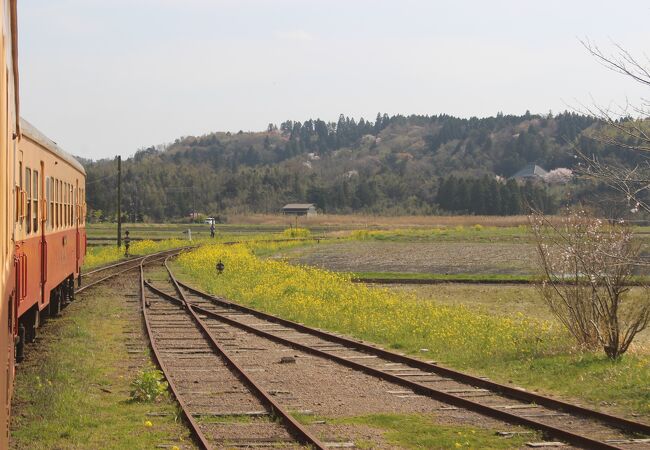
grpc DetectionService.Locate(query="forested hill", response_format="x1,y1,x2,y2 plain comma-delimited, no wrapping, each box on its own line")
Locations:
84,111,625,221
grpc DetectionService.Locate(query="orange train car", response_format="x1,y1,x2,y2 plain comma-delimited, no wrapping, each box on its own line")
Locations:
14,118,87,358
1,1,88,445
1,0,20,446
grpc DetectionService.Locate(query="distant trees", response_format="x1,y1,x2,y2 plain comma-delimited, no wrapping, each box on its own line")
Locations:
83,110,610,220
437,175,556,215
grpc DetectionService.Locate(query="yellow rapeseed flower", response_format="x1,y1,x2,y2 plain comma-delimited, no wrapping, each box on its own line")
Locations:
176,241,565,366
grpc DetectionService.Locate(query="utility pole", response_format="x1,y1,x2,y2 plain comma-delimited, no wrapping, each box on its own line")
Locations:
192,186,196,221
117,155,122,248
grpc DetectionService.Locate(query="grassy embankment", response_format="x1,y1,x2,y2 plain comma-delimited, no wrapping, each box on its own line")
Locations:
10,285,192,449
83,223,317,269
173,240,650,420
83,238,190,269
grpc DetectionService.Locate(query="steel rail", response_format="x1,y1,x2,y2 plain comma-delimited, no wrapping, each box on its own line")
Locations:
138,255,213,450
76,248,187,295
83,244,197,277
161,292,623,449
158,257,327,450
83,255,148,277
152,277,650,450
176,279,650,437
154,286,625,450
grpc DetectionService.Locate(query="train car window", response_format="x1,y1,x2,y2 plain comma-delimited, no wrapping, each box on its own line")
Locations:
68,184,71,226
46,177,51,230
67,183,71,227
65,182,68,227
26,168,31,234
68,184,71,227
63,182,67,227
53,179,57,229
74,187,78,224
50,179,55,230
58,179,62,228
55,179,59,229
64,182,67,228
16,161,22,224
52,179,55,229
33,171,39,233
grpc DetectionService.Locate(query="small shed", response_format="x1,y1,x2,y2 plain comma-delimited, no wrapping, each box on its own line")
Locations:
510,164,548,181
282,203,317,216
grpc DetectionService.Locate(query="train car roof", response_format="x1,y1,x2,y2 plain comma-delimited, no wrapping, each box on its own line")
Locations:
20,118,86,175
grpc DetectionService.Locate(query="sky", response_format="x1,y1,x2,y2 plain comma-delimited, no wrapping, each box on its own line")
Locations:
18,0,650,159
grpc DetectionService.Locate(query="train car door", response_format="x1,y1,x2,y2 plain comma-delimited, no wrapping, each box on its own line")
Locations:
40,162,46,306
75,180,79,275
15,150,24,314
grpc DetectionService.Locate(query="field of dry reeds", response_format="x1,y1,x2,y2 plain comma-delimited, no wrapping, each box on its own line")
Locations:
226,213,536,229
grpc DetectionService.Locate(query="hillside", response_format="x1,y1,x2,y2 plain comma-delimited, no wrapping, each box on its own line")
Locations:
83,111,630,221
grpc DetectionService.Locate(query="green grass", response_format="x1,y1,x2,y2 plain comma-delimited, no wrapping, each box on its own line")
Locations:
389,283,650,416
10,286,193,449
83,238,192,269
352,272,534,283
350,226,534,243
294,413,537,449
86,222,310,240
86,222,650,245
478,353,650,416
355,271,650,285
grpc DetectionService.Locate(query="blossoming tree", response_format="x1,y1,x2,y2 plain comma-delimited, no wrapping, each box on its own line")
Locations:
531,210,650,359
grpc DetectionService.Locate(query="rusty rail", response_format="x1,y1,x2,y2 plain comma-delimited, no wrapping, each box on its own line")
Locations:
138,255,214,450
161,279,650,449
153,256,327,449
176,279,650,436
76,248,187,295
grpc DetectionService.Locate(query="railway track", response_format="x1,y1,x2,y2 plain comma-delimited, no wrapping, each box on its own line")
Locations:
139,255,330,449
76,248,190,294
15,248,187,358
143,257,650,450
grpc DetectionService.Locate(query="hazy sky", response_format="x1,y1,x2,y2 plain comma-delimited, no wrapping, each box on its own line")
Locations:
19,0,650,159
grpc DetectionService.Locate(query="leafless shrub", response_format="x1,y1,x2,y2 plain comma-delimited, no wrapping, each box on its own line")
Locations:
576,40,650,214
530,209,650,359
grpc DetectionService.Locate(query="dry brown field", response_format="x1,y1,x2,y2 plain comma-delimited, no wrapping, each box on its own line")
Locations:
276,241,537,275
227,213,535,229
